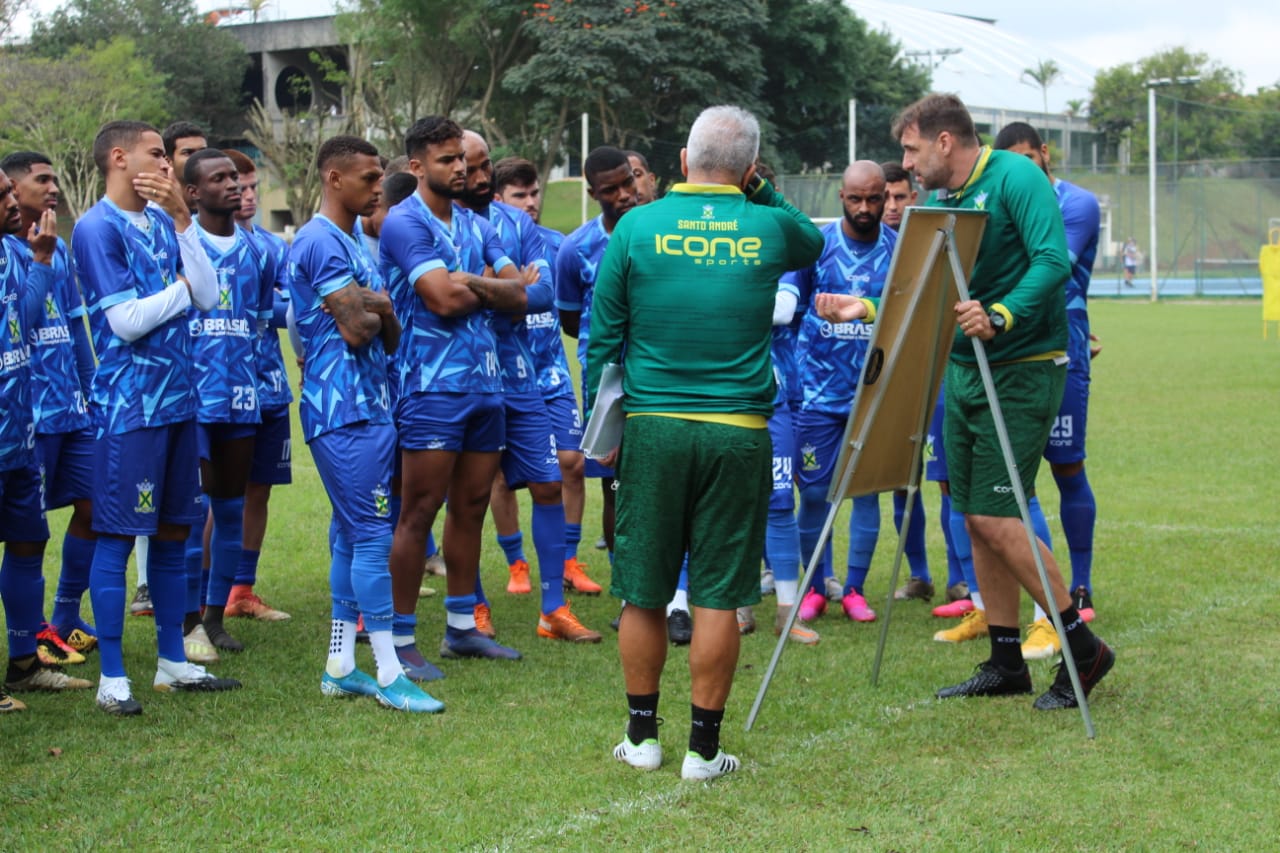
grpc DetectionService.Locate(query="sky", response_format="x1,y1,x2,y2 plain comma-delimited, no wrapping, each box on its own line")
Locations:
12,0,1279,94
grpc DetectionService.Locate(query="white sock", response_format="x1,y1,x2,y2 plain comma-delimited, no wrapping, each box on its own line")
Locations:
392,633,415,648
971,591,985,611
666,588,689,615
775,579,799,607
1033,603,1047,622
325,619,357,677
368,630,402,687
157,657,197,679
98,674,131,698
135,536,149,585
446,610,476,630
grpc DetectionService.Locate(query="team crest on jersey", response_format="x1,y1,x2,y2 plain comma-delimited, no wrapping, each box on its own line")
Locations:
924,435,936,462
136,479,156,513
218,282,233,309
44,295,59,320
372,484,390,518
801,443,819,472
702,205,715,219
973,191,989,211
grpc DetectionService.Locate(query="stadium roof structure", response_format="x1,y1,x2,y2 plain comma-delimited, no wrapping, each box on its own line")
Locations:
846,0,1097,116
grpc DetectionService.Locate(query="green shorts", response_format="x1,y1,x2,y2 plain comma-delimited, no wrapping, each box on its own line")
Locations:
944,359,1066,518
611,415,770,611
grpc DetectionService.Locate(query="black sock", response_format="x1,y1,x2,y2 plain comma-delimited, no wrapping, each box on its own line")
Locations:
626,692,660,743
203,605,226,633
689,704,725,761
183,611,201,634
1059,606,1100,661
988,624,1024,671
7,653,37,676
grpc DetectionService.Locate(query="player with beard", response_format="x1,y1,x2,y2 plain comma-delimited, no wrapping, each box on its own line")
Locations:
381,116,541,670
456,135,601,644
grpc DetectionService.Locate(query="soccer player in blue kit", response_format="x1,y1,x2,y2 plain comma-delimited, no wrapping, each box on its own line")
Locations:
183,148,280,654
381,116,541,668
73,121,241,715
290,135,440,713
0,152,99,663
457,132,601,643
0,166,90,709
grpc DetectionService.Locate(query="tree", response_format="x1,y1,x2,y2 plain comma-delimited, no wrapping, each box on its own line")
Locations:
243,100,350,228
0,38,168,218
30,0,250,138
757,0,928,172
1022,58,1062,117
0,0,30,40
1088,47,1243,164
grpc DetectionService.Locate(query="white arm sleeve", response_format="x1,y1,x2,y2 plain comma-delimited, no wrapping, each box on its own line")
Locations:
176,227,219,312
286,298,304,358
773,289,798,326
103,282,192,343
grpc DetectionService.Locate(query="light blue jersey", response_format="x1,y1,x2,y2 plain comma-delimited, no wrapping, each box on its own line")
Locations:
379,192,510,397
16,236,93,435
190,225,273,424
72,198,193,436
0,235,53,470
554,214,610,387
288,214,392,441
528,225,574,400
249,224,294,410
785,221,896,416
1055,178,1100,374
481,200,553,396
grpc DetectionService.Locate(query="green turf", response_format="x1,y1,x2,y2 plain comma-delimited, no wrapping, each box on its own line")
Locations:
4,301,1280,848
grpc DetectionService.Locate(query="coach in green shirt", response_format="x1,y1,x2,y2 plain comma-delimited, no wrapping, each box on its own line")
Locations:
894,93,1114,710
587,105,822,781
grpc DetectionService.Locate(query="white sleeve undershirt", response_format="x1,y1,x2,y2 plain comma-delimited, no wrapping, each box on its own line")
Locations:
773,289,797,326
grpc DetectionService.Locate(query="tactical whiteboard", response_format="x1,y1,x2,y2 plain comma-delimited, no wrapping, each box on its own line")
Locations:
827,208,988,501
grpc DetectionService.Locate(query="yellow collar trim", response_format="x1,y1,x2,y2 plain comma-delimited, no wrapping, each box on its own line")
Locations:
947,146,992,202
670,183,744,195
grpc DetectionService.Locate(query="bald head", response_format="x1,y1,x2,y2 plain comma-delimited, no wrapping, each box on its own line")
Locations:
839,160,887,241
460,129,494,211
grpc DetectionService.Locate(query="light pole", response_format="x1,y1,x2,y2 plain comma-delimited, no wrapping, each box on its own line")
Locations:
1145,76,1200,302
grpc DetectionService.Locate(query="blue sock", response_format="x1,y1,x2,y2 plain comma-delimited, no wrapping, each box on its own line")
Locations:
894,490,931,583
393,610,416,641
497,531,525,565
329,530,359,622
565,522,582,562
1,551,45,659
677,556,689,592
206,496,244,607
949,510,978,595
445,593,477,632
846,493,879,595
939,493,964,588
797,483,834,595
532,502,566,613
350,533,393,633
52,532,95,633
149,538,188,662
425,528,437,557
184,520,203,614
765,507,801,583
234,548,260,587
1054,468,1096,592
474,572,489,606
89,536,134,677
1029,496,1053,552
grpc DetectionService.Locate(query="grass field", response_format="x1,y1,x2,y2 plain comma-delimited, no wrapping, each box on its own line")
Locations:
4,301,1280,850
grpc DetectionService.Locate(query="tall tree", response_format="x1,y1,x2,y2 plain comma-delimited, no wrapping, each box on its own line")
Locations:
243,99,350,228
1022,58,1062,117
0,0,30,40
0,38,168,218
30,0,250,138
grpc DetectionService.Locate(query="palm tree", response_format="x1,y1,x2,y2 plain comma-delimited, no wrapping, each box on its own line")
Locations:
1022,59,1062,117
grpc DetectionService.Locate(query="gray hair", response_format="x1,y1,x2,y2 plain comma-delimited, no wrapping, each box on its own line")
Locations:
685,105,760,178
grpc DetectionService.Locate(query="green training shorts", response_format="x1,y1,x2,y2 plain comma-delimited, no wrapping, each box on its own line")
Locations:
611,415,770,611
944,358,1066,518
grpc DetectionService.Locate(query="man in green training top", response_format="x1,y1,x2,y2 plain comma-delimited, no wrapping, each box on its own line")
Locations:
587,104,823,781
894,94,1114,710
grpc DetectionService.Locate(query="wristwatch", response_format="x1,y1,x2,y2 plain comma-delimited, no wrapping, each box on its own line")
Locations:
987,310,1007,335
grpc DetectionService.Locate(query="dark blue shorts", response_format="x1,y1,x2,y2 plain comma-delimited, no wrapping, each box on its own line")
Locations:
500,391,561,490
37,427,94,509
249,405,293,485
309,422,396,542
0,462,49,542
544,391,583,453
396,392,504,453
768,404,796,512
925,390,948,482
794,409,846,491
1043,368,1089,465
93,422,204,535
